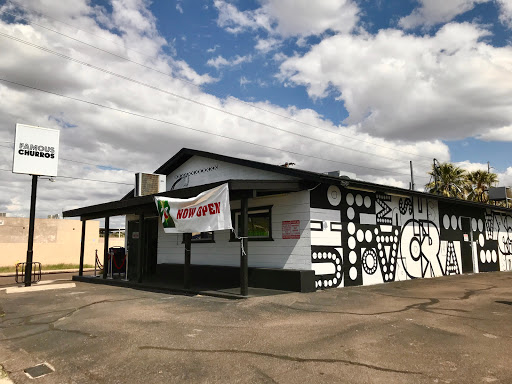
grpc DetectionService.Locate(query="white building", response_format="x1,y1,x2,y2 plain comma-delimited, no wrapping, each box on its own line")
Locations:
64,148,512,296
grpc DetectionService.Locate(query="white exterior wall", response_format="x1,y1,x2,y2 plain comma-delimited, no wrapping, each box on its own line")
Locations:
157,190,311,270
166,155,298,190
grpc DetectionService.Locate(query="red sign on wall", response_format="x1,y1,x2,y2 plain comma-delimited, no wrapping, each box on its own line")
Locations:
282,220,300,239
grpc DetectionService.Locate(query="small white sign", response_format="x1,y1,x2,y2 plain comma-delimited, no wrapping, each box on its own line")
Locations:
12,124,60,176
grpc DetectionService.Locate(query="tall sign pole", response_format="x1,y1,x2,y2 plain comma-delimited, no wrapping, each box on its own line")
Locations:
25,175,38,286
12,124,60,287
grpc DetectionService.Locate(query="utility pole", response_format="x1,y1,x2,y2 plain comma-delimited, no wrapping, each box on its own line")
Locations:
409,161,415,191
433,159,440,195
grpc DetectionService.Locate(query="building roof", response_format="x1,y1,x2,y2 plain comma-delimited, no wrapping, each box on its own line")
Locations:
65,147,512,220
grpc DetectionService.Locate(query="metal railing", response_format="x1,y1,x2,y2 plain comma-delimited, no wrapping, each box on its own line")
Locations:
15,262,42,284
94,249,103,277
93,248,128,281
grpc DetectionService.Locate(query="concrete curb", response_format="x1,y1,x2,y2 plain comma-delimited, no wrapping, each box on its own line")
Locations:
0,268,95,278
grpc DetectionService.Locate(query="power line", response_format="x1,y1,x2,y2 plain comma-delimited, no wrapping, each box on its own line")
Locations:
0,6,433,161
0,143,140,173
3,0,162,62
0,31,415,164
0,168,133,185
57,157,138,172
54,174,132,185
0,77,431,180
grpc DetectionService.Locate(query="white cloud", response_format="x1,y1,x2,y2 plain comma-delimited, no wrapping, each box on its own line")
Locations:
239,76,251,87
398,0,490,29
477,125,512,141
457,161,512,187
279,22,512,141
214,0,359,37
176,2,184,14
455,160,489,172
207,44,220,53
499,167,512,187
497,0,512,28
0,0,458,219
214,0,272,34
254,37,281,53
206,54,252,69
272,52,287,62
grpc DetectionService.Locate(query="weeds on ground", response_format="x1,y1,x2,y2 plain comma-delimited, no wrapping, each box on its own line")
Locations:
0,263,94,273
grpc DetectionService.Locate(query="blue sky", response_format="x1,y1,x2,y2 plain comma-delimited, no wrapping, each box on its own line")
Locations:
149,0,512,169
0,0,511,218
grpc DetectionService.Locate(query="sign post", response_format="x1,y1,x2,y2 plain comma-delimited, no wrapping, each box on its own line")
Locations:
12,124,60,287
25,175,38,286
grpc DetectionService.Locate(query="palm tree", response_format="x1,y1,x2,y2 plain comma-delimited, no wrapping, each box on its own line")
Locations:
426,162,467,198
465,170,499,203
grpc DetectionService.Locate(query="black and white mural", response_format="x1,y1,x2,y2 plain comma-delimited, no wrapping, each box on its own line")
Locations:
311,184,508,289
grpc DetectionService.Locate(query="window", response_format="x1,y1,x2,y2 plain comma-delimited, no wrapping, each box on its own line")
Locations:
231,206,273,241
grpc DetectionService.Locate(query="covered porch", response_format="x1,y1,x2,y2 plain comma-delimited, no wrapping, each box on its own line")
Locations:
63,179,316,297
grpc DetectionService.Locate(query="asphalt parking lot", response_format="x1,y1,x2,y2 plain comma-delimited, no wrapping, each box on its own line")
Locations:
1,271,512,383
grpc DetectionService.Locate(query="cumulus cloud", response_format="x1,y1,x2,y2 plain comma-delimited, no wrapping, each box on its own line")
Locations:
399,0,490,29
214,0,359,37
457,160,512,187
0,0,463,220
497,0,512,28
498,167,512,187
279,22,512,141
206,54,252,69
254,37,281,53
206,44,220,53
477,125,512,141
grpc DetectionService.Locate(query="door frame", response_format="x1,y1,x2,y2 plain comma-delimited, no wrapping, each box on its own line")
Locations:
460,216,476,273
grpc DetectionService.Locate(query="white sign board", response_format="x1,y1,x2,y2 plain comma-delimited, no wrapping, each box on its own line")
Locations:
12,124,60,176
155,183,232,233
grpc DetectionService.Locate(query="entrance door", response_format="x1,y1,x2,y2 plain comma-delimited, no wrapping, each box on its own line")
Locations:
127,220,140,280
460,217,473,273
144,218,158,276
127,218,159,280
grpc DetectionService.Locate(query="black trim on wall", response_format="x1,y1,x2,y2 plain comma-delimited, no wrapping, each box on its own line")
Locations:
156,263,316,293
310,220,323,231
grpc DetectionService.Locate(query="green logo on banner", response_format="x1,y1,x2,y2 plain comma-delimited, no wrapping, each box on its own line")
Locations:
157,199,175,229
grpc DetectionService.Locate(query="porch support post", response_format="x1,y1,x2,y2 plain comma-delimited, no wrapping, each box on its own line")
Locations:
184,233,191,289
137,213,144,283
79,219,86,276
103,216,110,279
240,196,249,296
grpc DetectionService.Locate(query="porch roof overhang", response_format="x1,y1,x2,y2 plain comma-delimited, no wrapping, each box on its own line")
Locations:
63,179,315,220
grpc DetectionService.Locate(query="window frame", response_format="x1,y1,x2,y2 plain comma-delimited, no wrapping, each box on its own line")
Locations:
230,205,273,242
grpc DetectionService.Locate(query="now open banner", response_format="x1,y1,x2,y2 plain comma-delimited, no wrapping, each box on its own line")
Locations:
155,183,232,233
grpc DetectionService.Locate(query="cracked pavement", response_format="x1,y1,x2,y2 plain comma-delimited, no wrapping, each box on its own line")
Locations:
1,272,512,383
